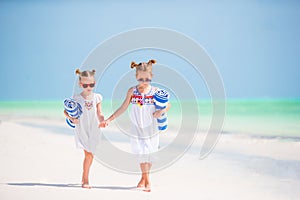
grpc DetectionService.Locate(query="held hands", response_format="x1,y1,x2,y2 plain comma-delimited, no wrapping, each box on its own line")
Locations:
99,120,109,128
99,114,115,128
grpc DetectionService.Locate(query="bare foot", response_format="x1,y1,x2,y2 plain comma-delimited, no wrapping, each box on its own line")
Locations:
81,179,91,189
143,181,151,192
82,183,92,189
143,186,151,192
137,178,145,189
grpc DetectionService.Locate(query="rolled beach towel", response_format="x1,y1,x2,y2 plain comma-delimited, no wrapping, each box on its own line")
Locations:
63,98,82,128
154,89,169,132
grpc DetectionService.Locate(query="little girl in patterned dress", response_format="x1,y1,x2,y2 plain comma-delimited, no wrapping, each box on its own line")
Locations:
101,60,171,192
64,69,104,189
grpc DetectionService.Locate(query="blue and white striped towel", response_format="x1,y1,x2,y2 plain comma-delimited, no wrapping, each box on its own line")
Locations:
63,98,82,128
154,89,169,132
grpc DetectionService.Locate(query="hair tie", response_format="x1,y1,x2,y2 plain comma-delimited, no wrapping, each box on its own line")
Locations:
148,59,156,65
131,61,139,68
75,69,81,75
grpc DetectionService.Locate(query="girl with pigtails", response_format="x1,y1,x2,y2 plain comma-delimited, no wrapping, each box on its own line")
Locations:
101,60,171,192
64,69,104,189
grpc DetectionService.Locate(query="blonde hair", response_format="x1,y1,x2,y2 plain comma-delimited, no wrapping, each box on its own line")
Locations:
131,59,156,75
75,69,96,81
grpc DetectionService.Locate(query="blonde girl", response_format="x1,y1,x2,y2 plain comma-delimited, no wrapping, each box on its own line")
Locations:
64,69,104,189
101,60,171,192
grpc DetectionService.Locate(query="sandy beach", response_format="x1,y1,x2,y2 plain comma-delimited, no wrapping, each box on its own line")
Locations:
0,116,299,200
1,0,300,199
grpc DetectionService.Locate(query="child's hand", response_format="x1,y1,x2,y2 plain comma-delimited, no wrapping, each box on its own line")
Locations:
99,120,108,128
64,109,79,124
153,110,163,118
72,118,79,124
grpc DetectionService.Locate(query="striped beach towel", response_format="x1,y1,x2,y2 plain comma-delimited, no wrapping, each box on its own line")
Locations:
154,89,169,132
63,98,82,128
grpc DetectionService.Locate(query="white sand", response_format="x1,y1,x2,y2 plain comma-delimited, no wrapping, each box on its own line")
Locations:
0,117,300,200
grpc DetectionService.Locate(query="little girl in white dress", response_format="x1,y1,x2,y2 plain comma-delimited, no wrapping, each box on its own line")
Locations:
64,69,104,189
101,60,171,192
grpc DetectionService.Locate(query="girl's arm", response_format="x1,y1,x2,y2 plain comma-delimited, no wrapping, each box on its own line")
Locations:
96,101,105,123
101,87,133,127
108,87,133,121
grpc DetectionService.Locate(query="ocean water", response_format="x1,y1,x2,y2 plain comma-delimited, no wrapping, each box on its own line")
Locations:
0,99,299,139
224,99,300,138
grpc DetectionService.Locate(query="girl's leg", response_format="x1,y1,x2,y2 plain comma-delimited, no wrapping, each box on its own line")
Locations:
82,150,93,188
144,162,152,192
138,162,152,192
137,163,146,188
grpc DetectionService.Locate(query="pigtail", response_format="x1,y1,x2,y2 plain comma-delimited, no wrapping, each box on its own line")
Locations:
131,61,139,68
75,69,81,75
148,59,156,65
132,60,155,75
91,69,96,76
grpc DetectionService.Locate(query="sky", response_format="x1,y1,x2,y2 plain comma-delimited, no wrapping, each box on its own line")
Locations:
0,0,299,100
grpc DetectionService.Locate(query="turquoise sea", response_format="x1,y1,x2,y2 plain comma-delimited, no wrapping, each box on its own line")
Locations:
0,99,299,140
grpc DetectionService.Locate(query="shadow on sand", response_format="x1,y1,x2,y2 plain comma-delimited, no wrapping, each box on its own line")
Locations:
7,182,137,191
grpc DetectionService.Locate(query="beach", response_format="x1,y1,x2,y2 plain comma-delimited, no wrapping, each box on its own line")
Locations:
0,100,300,200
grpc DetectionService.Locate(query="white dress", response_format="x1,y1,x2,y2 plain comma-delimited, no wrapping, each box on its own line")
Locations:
130,86,159,163
73,93,102,153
